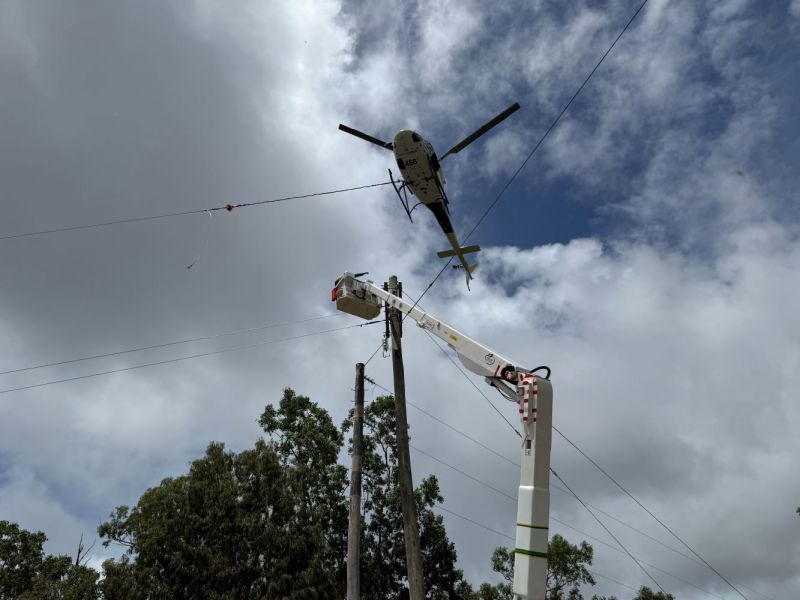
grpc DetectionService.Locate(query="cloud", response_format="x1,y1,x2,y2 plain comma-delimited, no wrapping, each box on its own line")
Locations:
1,1,798,598
413,223,800,597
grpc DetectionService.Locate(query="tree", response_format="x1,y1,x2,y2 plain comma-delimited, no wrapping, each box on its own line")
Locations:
99,388,350,599
546,535,595,599
477,535,596,600
259,387,350,595
343,394,468,599
0,520,98,600
631,587,674,600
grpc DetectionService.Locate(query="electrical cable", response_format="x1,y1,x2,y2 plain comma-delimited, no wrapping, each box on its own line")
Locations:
421,329,521,437
366,285,521,436
550,468,666,594
553,426,750,600
589,571,640,594
409,399,518,467
560,524,728,600
432,505,680,599
369,274,759,597
0,320,380,395
418,445,729,600
0,181,395,241
390,273,755,599
368,378,518,467
0,313,344,376
434,504,512,541
385,376,771,600
400,0,652,313
371,375,773,600
363,340,384,367
411,444,515,501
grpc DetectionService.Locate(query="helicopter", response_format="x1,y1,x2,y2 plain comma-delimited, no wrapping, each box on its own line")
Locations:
338,102,520,287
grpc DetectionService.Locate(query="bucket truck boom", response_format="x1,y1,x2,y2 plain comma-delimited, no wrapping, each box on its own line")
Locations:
332,272,553,600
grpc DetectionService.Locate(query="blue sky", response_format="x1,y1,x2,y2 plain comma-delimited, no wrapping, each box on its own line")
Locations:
1,2,799,599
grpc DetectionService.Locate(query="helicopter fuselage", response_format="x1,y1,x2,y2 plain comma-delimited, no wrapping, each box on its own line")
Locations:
392,130,446,207
338,103,524,287
391,129,459,241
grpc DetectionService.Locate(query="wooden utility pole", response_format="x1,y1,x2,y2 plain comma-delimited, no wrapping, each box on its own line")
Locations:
387,275,425,599
347,362,365,600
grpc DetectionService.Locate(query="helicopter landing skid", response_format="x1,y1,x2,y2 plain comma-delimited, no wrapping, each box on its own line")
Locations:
389,169,414,223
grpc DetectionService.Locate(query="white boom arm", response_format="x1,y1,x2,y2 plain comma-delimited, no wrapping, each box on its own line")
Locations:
332,272,553,600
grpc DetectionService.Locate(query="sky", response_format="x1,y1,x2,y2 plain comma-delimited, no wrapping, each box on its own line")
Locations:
1,1,799,598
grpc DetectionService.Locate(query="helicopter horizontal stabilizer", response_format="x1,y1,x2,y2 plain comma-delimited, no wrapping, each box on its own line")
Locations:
437,244,481,258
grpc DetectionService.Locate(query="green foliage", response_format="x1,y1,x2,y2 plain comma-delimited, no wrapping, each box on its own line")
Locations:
99,388,349,599
344,394,468,599
9,386,609,600
477,535,595,600
631,586,674,600
547,534,595,599
0,520,98,600
591,586,678,600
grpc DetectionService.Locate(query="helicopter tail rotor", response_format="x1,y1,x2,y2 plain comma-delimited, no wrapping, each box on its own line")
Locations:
439,102,520,160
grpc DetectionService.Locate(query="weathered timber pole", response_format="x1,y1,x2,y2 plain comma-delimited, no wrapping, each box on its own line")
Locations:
386,275,425,599
347,362,365,600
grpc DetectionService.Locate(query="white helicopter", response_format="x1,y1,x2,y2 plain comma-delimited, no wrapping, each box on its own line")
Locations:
338,102,520,287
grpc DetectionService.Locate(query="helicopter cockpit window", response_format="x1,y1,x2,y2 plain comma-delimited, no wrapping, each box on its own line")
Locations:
411,132,422,143
430,153,441,172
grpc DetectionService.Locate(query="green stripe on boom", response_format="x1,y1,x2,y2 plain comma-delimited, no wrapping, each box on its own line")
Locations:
515,549,548,559
516,522,549,530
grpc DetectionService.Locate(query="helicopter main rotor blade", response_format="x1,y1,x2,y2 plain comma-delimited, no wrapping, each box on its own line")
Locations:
439,102,520,160
338,124,393,150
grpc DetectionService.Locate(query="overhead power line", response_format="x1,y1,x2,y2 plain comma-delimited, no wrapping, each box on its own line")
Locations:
406,0,652,312
373,377,772,600
417,446,728,600
418,431,734,588
588,571,640,594
369,378,518,468
550,468,666,594
411,444,515,501
553,426,750,600
362,0,650,372
376,369,766,596
386,273,754,600
435,504,512,541
0,313,344,376
0,181,394,241
433,504,664,599
422,330,520,437
0,320,380,395
553,517,728,600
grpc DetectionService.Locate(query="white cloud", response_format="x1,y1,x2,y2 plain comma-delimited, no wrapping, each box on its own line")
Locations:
418,223,800,597
1,1,798,598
